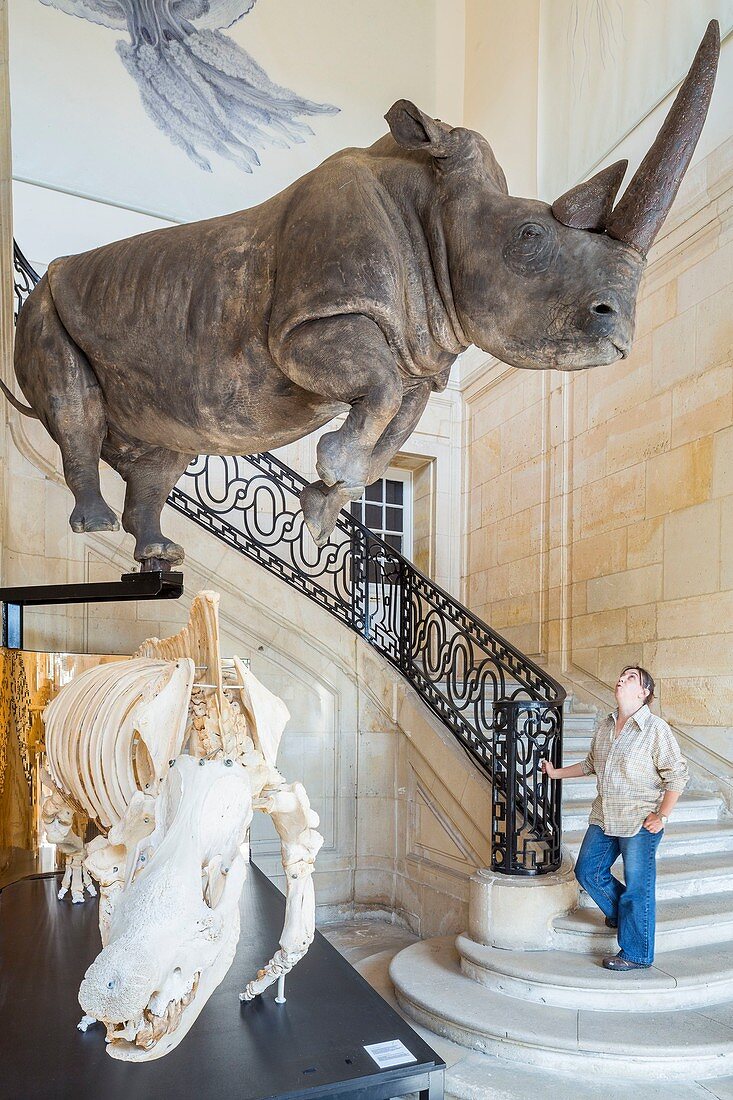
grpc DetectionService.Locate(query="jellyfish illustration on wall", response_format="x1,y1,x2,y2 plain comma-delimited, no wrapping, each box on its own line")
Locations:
39,0,340,172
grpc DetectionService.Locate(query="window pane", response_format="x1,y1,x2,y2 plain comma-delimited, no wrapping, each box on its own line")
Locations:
386,479,403,505
384,533,402,552
365,504,382,528
350,501,362,521
365,482,383,502
385,506,402,532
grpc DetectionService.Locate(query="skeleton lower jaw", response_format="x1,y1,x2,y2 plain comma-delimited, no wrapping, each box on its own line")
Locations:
105,971,200,1051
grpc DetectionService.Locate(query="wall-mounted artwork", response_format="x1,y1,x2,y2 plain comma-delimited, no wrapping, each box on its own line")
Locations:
38,0,339,172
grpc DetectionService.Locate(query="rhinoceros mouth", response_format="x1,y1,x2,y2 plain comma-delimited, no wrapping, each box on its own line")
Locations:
105,971,200,1053
610,338,630,359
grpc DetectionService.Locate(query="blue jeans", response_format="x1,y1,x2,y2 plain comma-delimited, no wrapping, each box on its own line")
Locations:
575,823,663,966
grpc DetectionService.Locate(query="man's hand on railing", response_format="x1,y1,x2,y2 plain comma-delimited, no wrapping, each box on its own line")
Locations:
541,760,587,781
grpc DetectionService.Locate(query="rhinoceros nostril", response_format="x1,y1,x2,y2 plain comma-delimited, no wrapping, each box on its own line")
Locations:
591,301,616,316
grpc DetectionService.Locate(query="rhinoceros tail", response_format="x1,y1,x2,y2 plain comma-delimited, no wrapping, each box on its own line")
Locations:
0,378,39,418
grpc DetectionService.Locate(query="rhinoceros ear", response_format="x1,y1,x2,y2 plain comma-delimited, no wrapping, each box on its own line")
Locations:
385,100,455,157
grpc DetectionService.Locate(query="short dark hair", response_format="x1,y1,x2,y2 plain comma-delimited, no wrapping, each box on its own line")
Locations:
621,665,655,704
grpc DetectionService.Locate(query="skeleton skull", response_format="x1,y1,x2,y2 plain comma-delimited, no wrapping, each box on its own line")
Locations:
78,755,252,1060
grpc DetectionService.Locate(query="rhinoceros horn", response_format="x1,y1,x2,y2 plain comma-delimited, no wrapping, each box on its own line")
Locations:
605,19,720,256
552,160,628,231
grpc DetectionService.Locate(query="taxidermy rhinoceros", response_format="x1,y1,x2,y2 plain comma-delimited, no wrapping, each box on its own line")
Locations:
6,22,719,567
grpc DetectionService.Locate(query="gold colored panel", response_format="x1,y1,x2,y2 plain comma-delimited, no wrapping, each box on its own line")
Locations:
0,649,124,889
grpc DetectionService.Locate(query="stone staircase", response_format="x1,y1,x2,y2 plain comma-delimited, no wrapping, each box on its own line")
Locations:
389,692,733,1094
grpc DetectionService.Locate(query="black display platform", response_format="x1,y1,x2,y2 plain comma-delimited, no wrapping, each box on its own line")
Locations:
0,866,444,1100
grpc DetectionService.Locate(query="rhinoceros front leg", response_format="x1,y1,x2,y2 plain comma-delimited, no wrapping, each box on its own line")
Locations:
275,315,402,544
365,379,433,484
299,380,432,548
106,443,192,567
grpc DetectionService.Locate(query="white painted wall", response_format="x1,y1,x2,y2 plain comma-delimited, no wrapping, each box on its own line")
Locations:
9,0,453,225
463,0,541,199
538,1,733,199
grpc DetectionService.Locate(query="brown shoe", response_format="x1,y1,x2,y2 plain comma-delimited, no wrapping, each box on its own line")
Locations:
602,953,650,971
604,916,618,929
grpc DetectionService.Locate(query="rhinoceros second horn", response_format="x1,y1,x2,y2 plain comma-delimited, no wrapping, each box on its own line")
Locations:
552,160,628,231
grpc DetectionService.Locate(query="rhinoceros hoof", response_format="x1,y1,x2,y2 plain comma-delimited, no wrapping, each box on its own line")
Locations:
70,502,120,534
135,540,185,566
300,482,336,547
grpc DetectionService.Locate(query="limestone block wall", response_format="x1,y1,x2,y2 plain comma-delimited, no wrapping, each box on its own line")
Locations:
462,136,733,761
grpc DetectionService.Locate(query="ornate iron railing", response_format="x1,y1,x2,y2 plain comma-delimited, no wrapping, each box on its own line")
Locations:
12,240,565,876
12,242,38,325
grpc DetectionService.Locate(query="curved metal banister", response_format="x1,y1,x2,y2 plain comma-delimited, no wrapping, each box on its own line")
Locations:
12,242,39,324
12,240,564,876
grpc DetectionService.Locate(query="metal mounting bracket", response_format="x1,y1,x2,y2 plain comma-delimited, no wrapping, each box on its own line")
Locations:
0,570,184,649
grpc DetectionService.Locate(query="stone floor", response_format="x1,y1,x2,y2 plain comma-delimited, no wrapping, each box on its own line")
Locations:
320,917,733,1100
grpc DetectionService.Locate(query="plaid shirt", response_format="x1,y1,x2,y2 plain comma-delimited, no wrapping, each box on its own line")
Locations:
581,704,689,837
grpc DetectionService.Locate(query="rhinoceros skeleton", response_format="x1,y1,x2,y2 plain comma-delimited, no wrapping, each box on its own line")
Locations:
42,591,323,1061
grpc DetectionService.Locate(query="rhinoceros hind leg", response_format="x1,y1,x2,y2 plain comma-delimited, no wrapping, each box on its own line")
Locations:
13,274,119,536
300,479,362,546
110,445,192,567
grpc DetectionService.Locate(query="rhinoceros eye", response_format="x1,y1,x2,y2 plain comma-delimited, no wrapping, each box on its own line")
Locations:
504,221,555,276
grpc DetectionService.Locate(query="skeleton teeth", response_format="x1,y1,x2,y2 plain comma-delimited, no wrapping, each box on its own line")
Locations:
131,973,201,1049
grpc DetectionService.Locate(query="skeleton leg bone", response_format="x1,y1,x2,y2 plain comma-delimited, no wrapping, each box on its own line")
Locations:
58,862,72,900
240,782,324,1001
70,854,86,903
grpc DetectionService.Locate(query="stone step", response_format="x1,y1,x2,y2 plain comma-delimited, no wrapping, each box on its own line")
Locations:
354,944,731,1098
561,715,597,734
553,890,733,953
454,936,733,1012
564,696,599,716
562,749,593,766
560,777,599,799
560,733,594,754
576,850,733,905
389,938,733,1080
561,793,724,832
563,820,733,859
446,1053,732,1100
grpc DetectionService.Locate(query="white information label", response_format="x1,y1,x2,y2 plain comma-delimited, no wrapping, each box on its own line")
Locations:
363,1039,417,1069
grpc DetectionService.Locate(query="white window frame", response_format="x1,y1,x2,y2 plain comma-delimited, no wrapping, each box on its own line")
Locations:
352,466,413,558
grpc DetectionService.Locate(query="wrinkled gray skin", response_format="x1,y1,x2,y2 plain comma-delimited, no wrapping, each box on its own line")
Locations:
14,102,643,564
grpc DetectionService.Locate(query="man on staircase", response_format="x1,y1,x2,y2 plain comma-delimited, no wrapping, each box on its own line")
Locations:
542,667,688,971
